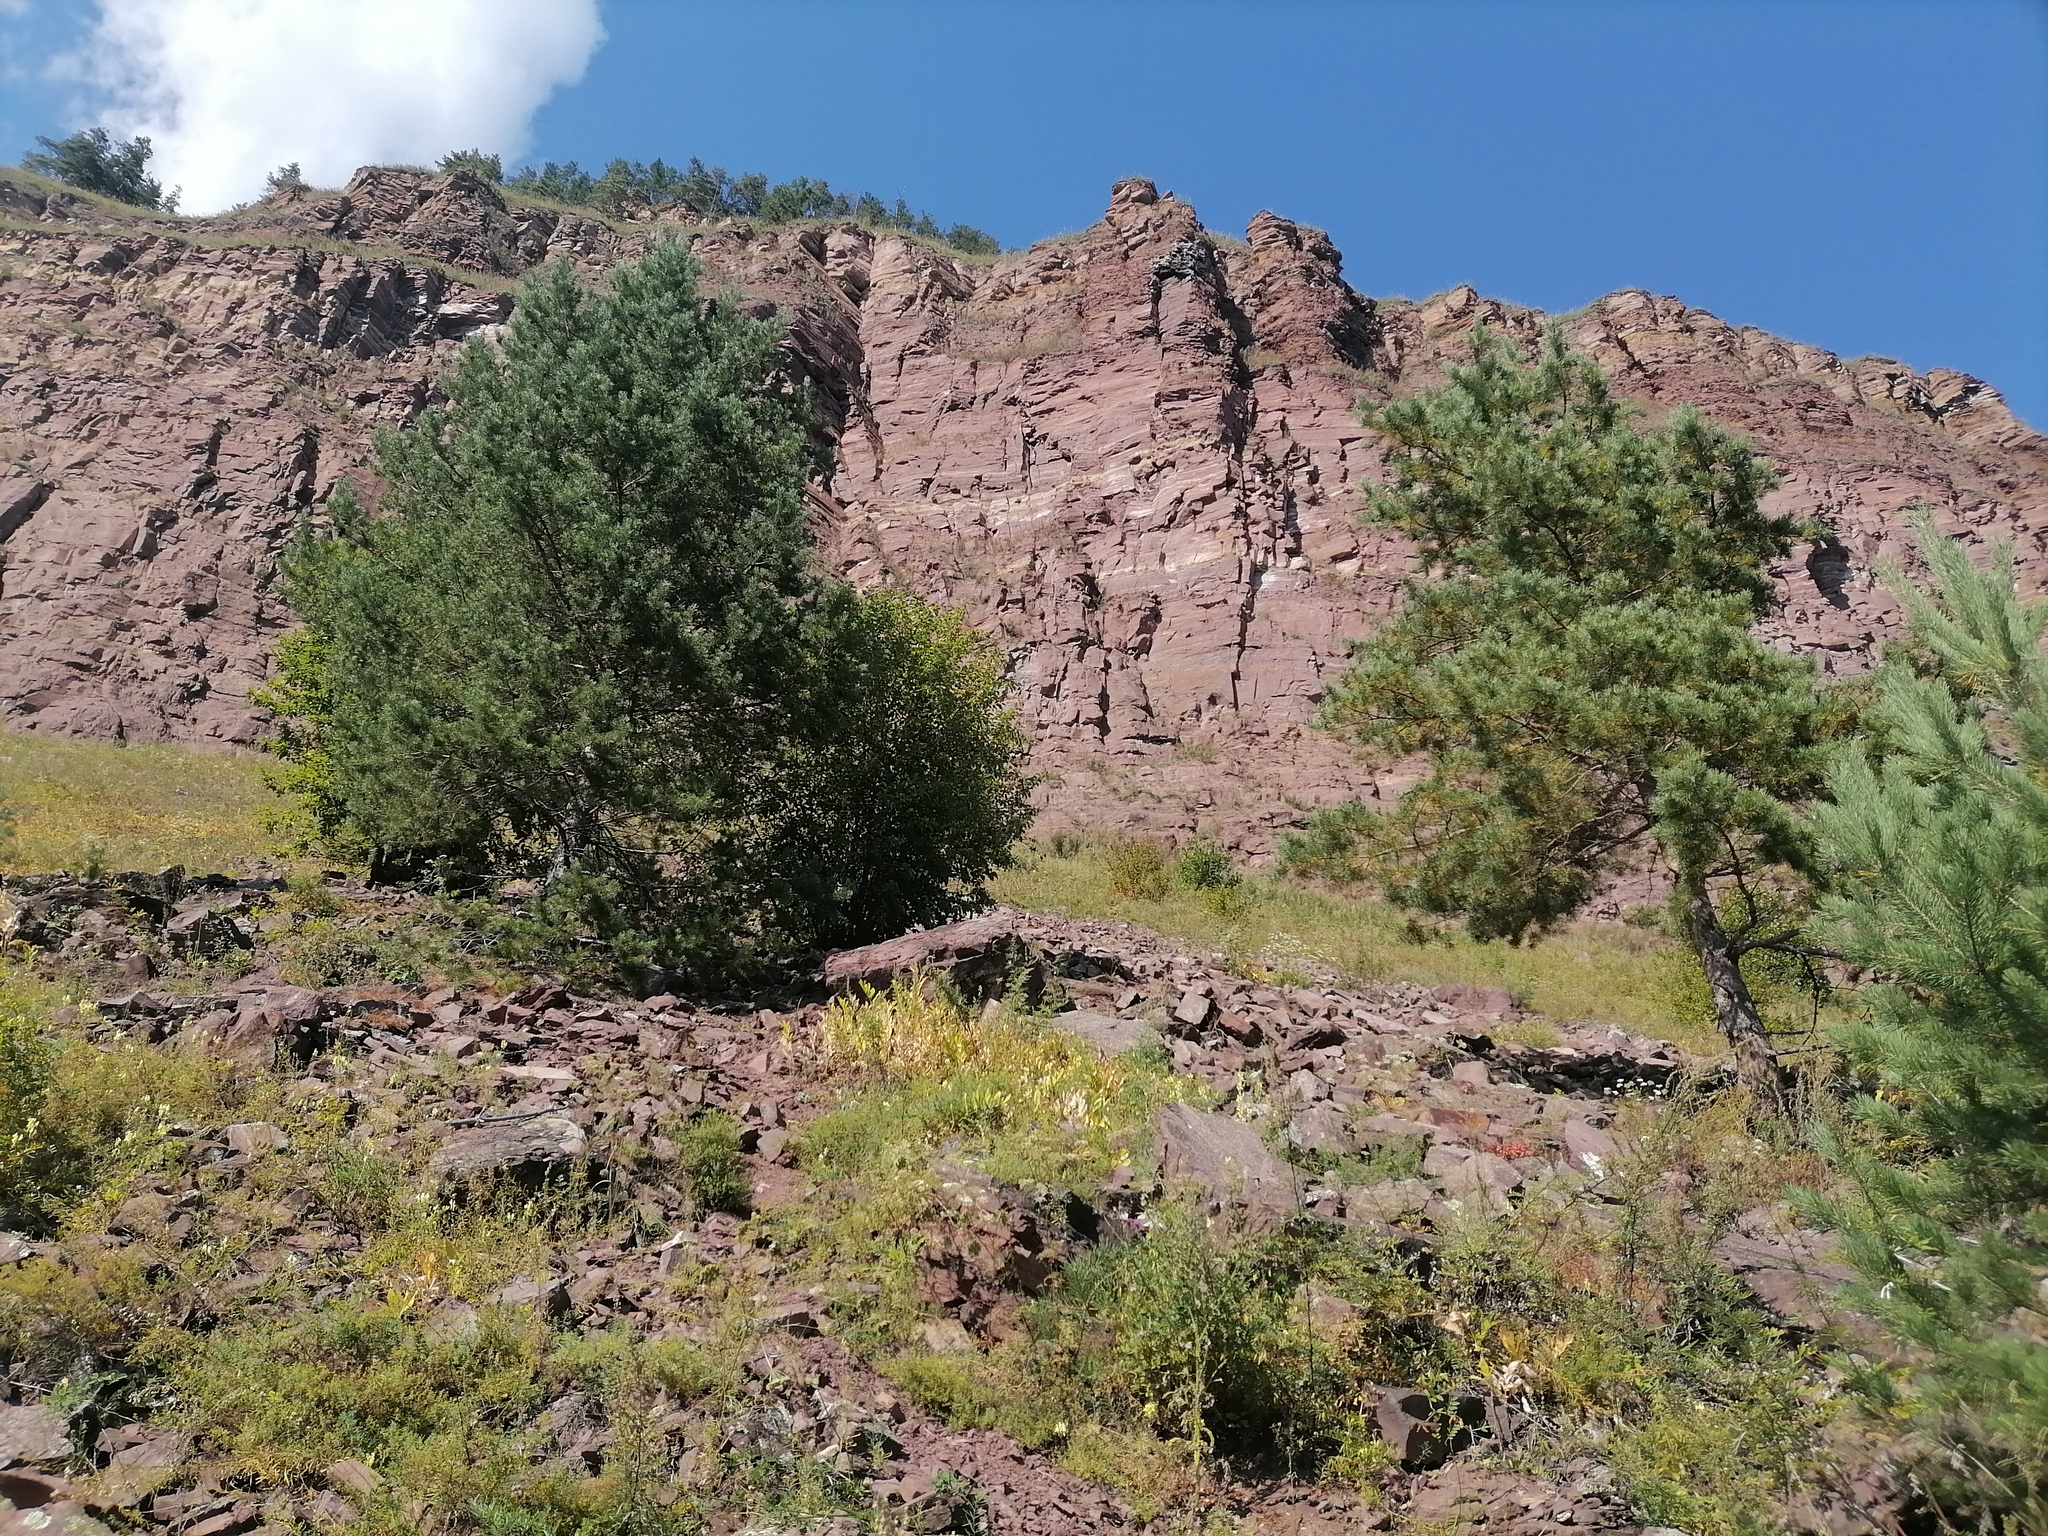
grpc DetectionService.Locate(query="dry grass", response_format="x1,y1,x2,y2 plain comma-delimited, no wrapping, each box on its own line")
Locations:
0,731,278,875
994,840,1704,1047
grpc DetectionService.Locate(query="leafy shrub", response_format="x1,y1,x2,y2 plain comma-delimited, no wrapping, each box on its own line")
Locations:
1174,839,1240,892
262,161,306,196
1105,839,1170,901
169,1301,727,1535
317,1144,403,1229
673,1112,749,1216
741,587,1032,950
0,1010,60,1231
885,1354,1003,1427
0,1001,227,1234
1078,1205,1293,1461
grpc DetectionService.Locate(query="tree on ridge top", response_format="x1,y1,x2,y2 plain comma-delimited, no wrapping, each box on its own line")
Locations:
23,127,173,210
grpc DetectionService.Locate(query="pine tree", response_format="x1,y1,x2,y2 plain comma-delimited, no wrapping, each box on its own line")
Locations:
270,241,1029,976
262,162,307,198
22,127,169,209
1288,326,1830,1108
436,149,502,183
1803,520,2048,1525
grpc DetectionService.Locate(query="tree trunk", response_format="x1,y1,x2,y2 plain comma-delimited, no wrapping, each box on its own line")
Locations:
1684,881,1792,1117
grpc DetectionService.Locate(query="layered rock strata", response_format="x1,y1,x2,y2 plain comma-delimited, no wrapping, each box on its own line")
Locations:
2,168,2041,849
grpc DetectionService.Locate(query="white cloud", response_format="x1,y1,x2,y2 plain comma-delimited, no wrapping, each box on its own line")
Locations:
73,0,604,213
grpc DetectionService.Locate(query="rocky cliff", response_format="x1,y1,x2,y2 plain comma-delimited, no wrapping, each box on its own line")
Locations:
3,167,2042,850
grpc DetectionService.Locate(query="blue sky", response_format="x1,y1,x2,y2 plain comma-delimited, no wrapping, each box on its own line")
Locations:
5,0,2045,425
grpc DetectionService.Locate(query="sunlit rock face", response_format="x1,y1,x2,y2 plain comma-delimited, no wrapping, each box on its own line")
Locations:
2,168,2042,850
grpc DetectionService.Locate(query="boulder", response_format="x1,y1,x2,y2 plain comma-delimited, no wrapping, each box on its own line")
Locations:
198,985,330,1067
1355,1113,1434,1152
1284,1103,1353,1157
1154,1104,1300,1223
428,1113,586,1186
822,912,1039,1003
1712,1213,1861,1334
0,1403,70,1465
0,1469,67,1510
487,1276,570,1318
88,1427,189,1507
1343,1179,1433,1224
223,1122,286,1156
164,906,249,957
1426,1147,1522,1216
1431,983,1519,1018
1051,1010,1154,1055
1373,1387,1446,1470
1560,1117,1619,1173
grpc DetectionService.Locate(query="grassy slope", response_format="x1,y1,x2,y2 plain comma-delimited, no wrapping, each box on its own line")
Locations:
0,730,1701,1047
0,731,279,875
993,842,1703,1049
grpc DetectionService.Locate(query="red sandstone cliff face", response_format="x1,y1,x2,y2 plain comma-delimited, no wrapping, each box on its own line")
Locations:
2,169,2042,850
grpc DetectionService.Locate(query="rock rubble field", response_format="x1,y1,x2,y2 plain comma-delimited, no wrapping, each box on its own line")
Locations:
0,869,1900,1536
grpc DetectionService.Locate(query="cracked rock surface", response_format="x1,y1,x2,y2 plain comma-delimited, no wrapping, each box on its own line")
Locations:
3,170,2042,852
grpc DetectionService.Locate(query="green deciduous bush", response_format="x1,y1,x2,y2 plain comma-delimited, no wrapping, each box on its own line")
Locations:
1104,839,1171,901
1072,1204,1295,1462
1174,839,1240,892
0,996,229,1235
673,1112,749,1217
0,1009,59,1231
263,243,1029,981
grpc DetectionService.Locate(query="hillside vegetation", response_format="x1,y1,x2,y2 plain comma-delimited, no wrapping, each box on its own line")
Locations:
993,840,1693,1047
0,734,275,875
0,244,2042,1536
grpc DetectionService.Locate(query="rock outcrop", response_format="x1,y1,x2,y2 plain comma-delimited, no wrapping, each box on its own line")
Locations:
2,167,2042,849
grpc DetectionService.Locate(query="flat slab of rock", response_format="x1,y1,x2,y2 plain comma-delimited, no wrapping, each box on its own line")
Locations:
822,912,1032,1001
1155,1104,1300,1222
1050,1010,1153,1055
1713,1216,1861,1334
0,1403,71,1465
1431,983,1519,1018
428,1113,586,1184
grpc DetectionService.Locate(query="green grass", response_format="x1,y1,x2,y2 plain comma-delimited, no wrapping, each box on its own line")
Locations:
0,730,278,875
994,840,1700,1046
